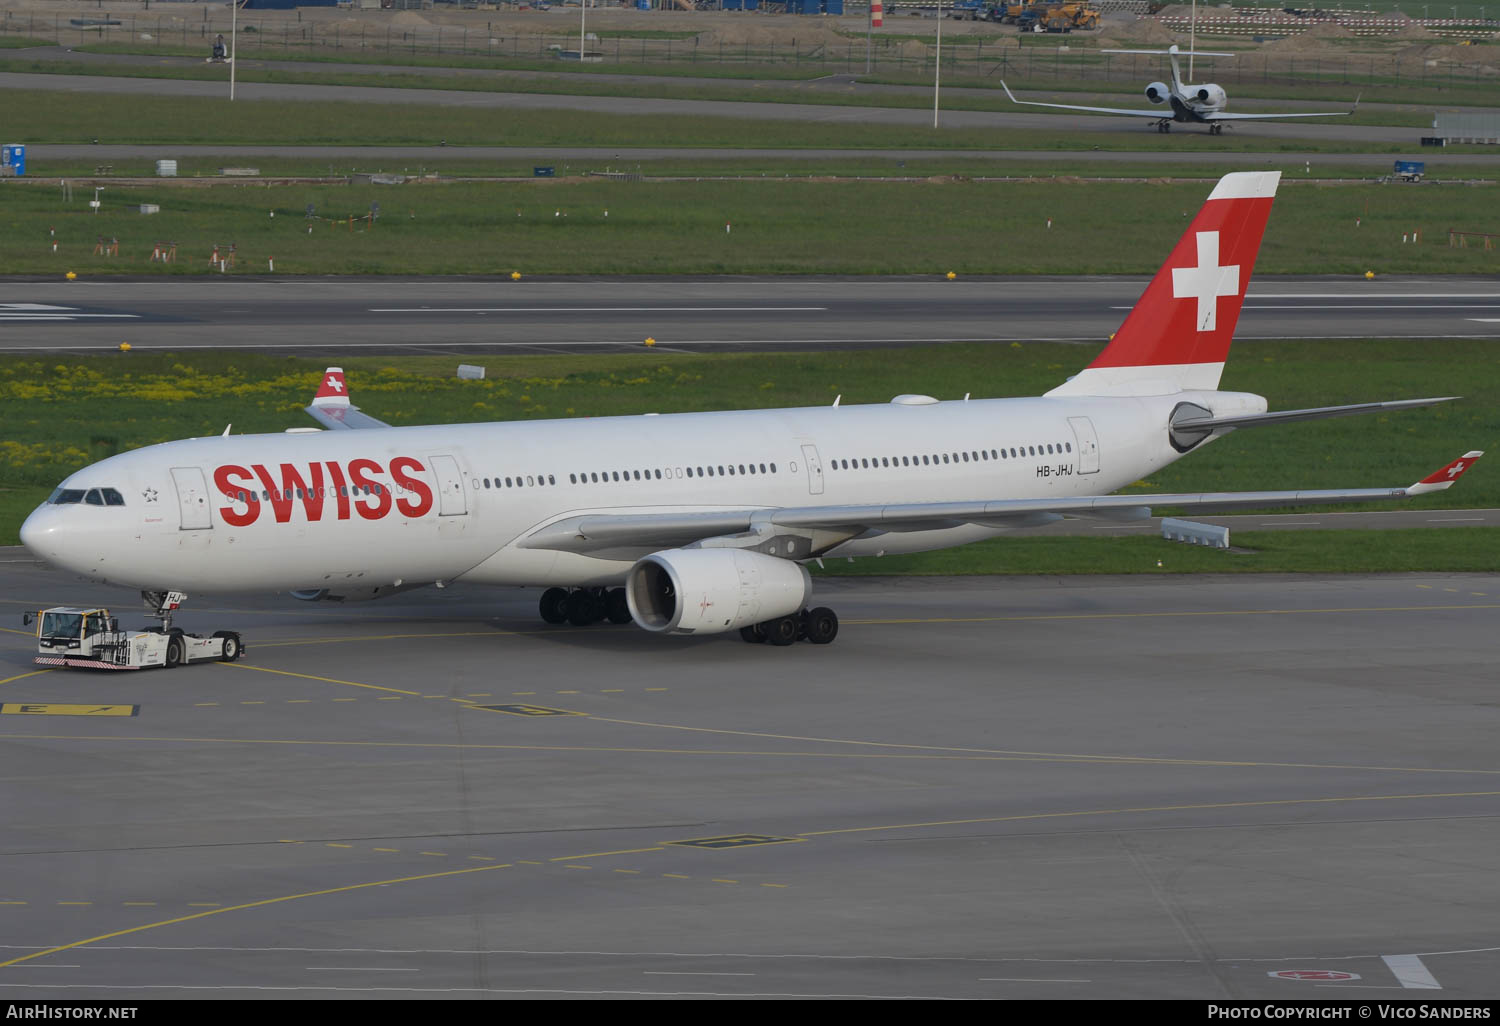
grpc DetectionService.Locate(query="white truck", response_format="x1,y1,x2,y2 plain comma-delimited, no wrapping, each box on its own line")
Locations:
25,591,243,670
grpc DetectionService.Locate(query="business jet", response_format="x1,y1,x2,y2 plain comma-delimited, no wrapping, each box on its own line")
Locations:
1002,45,1355,134
20,171,1480,648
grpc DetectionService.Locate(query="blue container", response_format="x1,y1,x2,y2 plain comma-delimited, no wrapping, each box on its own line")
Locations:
823,0,843,11
2,144,24,177
637,0,651,7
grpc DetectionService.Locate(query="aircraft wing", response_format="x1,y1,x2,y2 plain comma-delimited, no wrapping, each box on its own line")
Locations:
518,452,1483,556
304,404,391,431
303,366,392,430
1000,81,1167,119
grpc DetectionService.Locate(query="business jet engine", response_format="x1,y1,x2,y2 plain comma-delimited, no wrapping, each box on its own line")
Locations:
626,548,812,636
1193,83,1226,107
1145,81,1170,104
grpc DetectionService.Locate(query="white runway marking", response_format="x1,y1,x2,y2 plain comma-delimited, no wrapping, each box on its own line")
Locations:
305,966,420,972
0,314,138,321
368,307,827,313
1382,954,1442,989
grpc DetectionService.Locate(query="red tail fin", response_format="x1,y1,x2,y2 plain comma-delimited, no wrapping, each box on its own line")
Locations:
1048,171,1279,397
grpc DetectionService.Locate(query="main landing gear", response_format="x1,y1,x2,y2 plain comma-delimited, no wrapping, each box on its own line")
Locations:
738,607,839,647
1154,118,1173,133
1208,123,1225,136
539,587,631,628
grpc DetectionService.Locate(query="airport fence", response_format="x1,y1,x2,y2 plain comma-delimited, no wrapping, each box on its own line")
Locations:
1,10,1497,89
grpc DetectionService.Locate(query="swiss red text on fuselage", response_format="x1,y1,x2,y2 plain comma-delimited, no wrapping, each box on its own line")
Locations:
212,458,434,527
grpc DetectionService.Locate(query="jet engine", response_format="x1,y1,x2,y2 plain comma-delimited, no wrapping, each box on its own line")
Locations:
1193,83,1226,107
626,548,812,636
1145,81,1170,104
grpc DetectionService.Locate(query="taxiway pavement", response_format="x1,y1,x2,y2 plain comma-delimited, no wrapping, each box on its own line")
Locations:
1,552,1498,998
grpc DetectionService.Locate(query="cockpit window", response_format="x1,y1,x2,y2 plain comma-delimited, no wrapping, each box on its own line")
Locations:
48,487,125,506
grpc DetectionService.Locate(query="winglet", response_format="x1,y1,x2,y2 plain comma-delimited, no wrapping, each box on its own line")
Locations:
312,367,350,409
1407,451,1484,495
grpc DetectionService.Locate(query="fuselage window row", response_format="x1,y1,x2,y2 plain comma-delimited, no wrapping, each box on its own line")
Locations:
828,443,1072,472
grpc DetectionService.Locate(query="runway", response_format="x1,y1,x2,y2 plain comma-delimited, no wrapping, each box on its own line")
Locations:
2,551,1498,998
0,69,1433,147
3,275,1498,354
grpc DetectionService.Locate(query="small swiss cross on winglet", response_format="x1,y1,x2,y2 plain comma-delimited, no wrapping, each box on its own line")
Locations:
1407,450,1484,495
311,367,350,408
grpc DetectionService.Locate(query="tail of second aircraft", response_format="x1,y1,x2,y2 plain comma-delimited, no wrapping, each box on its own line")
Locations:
1047,170,1279,398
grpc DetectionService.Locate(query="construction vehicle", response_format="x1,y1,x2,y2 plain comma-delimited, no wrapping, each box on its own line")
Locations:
25,591,244,670
1038,2,1101,31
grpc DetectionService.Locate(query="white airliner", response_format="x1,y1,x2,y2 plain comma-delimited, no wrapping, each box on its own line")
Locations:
1002,45,1355,134
20,172,1481,647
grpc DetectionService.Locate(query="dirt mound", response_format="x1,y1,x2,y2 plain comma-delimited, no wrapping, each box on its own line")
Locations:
1108,17,1183,44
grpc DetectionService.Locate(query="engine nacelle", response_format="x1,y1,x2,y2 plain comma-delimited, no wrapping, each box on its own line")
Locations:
1193,83,1226,107
626,548,812,636
1145,81,1170,104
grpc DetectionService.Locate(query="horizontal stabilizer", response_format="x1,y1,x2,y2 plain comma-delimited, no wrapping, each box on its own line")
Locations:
1102,48,1235,57
1173,396,1460,437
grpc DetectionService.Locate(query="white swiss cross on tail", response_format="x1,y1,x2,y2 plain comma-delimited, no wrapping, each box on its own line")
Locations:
1172,231,1240,333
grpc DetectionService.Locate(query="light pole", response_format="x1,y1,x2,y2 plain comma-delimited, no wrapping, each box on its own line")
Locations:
933,0,943,129
229,0,237,102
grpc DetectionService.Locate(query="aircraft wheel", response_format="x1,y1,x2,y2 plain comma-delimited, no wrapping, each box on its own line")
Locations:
803,607,839,646
566,590,599,627
605,588,632,625
539,588,570,625
764,616,799,647
739,624,767,644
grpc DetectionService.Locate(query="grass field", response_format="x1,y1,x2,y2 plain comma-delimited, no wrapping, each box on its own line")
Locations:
6,176,1498,277
12,156,1479,183
2,342,1495,564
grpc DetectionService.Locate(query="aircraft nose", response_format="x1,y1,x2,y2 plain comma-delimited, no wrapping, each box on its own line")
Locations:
19,504,51,558
19,504,92,572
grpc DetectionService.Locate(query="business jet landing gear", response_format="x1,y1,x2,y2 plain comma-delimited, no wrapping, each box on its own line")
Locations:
1209,123,1225,136
539,587,631,627
739,607,839,646
1154,119,1173,133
